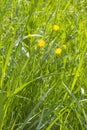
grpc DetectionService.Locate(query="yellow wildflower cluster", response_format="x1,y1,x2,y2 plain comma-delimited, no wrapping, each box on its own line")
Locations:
27,25,67,55
55,45,66,55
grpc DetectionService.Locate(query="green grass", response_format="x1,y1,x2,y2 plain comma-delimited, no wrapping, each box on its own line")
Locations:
0,0,87,130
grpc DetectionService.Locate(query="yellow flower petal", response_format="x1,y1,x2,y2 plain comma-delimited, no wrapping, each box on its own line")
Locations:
55,48,62,55
53,25,59,31
38,39,45,47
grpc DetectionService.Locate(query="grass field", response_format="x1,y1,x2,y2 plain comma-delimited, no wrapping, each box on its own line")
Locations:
0,0,87,130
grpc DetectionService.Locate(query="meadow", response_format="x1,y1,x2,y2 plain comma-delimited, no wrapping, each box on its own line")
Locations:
0,0,87,129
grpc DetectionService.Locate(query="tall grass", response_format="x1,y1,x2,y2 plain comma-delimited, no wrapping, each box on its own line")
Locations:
0,0,87,129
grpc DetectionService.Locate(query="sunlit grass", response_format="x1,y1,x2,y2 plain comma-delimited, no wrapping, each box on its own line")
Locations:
0,0,87,130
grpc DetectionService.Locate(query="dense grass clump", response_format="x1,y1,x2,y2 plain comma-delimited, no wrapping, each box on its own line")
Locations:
0,0,87,130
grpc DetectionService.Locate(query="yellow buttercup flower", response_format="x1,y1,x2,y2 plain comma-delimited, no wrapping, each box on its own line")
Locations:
38,39,45,47
62,45,66,49
28,34,32,38
55,48,62,55
53,25,59,31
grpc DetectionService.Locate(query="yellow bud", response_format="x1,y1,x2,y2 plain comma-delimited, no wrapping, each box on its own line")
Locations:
62,45,66,49
28,34,32,38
